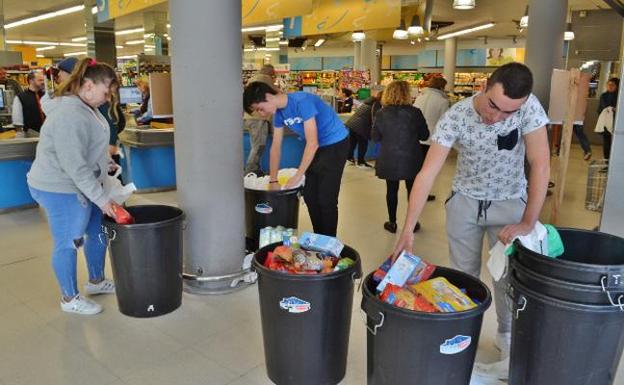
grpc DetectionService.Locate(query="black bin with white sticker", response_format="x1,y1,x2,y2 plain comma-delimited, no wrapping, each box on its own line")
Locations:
253,243,362,385
245,187,301,251
361,268,491,385
103,205,184,318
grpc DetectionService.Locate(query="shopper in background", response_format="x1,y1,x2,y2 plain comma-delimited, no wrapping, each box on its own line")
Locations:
0,68,23,95
244,81,349,237
392,63,550,360
134,77,152,125
413,76,450,201
27,57,121,315
12,71,46,136
597,77,619,159
337,88,354,113
345,85,383,168
372,80,429,234
244,65,277,174
100,95,126,172
41,57,78,114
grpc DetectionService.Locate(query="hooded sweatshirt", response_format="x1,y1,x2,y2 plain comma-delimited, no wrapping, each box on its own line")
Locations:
28,95,111,208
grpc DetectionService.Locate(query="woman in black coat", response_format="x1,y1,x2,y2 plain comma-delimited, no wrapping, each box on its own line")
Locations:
345,87,383,168
372,80,429,233
598,77,619,159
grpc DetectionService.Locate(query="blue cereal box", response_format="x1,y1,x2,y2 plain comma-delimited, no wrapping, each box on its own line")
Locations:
299,232,344,257
376,251,422,293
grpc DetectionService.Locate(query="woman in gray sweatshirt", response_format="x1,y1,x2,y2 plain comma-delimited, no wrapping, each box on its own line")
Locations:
28,57,121,315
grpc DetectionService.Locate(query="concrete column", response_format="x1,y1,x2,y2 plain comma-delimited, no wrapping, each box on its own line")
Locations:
143,11,169,56
169,0,247,293
443,37,457,92
0,0,6,51
84,0,116,65
525,0,568,106
353,41,362,70
598,61,613,93
361,39,379,84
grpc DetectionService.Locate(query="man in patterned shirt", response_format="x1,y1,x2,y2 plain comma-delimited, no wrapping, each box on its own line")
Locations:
392,62,550,358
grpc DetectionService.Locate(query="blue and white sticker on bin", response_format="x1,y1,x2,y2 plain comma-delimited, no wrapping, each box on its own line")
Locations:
255,202,273,215
440,335,472,355
280,296,311,313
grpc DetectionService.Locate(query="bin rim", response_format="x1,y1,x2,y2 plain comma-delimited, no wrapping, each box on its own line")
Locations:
510,272,624,313
244,186,302,194
252,242,363,282
102,204,185,229
361,269,492,321
514,227,624,273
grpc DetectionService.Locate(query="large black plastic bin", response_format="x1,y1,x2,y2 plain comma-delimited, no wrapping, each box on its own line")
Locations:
509,228,624,385
361,268,491,385
253,243,362,385
103,205,184,318
245,187,300,251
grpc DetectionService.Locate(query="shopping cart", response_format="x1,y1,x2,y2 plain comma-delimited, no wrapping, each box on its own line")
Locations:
585,159,609,211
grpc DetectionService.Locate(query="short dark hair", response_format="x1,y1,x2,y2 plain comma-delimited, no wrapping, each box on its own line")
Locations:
608,77,619,89
341,88,353,97
27,71,40,83
486,62,533,99
243,81,279,114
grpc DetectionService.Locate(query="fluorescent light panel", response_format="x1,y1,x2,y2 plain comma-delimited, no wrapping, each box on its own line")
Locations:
5,5,84,29
71,36,87,42
118,55,137,59
36,54,44,58
116,28,145,36
64,51,86,57
126,40,145,45
35,46,56,51
314,38,325,47
436,22,495,40
241,24,283,33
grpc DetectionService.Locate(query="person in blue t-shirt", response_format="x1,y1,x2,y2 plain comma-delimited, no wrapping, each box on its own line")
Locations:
244,82,349,236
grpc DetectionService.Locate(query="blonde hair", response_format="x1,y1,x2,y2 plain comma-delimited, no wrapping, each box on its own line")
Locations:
381,80,412,106
55,57,120,122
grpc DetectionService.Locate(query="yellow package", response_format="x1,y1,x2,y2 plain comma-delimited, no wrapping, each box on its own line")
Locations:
412,277,477,312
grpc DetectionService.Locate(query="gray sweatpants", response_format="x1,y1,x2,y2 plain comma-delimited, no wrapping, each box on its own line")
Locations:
445,191,526,334
244,119,269,174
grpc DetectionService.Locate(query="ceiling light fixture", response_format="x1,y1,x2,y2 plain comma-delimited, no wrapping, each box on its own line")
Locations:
126,40,146,45
453,0,476,10
265,37,281,42
564,29,575,41
408,15,424,36
36,54,44,58
279,39,289,45
5,5,85,29
116,28,145,36
35,46,56,51
118,55,138,60
393,19,409,40
59,42,87,47
71,36,87,42
520,6,529,28
116,45,124,49
241,24,283,33
314,38,326,47
436,22,495,40
64,51,87,57
351,31,366,42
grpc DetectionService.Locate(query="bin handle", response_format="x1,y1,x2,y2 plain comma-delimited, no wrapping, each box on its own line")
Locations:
360,309,385,335
515,295,527,319
351,272,362,292
99,226,117,244
601,276,624,311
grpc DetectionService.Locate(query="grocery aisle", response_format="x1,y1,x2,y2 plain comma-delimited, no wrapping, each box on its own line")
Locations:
0,146,611,385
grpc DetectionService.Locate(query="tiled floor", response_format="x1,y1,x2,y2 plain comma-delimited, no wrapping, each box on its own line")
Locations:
1,145,620,385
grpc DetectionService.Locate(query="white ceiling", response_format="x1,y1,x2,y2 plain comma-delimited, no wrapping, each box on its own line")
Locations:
3,0,612,59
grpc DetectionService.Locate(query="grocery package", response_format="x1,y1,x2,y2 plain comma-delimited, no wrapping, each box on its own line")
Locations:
299,232,344,257
262,235,353,275
110,205,135,224
259,226,296,249
373,253,435,288
244,169,304,191
412,277,477,312
379,284,439,312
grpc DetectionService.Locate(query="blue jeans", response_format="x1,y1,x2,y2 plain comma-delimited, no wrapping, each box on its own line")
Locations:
29,187,107,298
573,124,592,155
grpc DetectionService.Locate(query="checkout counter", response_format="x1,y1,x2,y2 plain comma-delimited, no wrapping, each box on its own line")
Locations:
0,137,38,212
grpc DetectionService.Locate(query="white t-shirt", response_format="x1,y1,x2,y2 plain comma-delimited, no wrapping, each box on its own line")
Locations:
432,93,549,201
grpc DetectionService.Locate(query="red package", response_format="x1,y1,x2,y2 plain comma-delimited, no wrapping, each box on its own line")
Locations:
113,205,135,224
413,294,439,313
380,284,438,312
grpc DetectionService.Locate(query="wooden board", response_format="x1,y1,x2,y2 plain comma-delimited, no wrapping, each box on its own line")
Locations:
149,72,173,118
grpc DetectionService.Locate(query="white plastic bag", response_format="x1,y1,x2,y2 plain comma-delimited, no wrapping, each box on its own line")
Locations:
102,166,136,205
243,169,305,191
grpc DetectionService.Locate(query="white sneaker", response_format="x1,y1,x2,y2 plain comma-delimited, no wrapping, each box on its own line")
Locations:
473,357,510,382
84,279,115,295
495,332,512,358
61,295,103,315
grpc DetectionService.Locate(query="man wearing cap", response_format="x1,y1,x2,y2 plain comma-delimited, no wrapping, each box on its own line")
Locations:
12,71,46,136
40,57,77,115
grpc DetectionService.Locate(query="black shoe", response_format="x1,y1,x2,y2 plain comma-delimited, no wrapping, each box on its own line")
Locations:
384,221,397,233
427,195,436,202
347,158,356,165
357,161,374,169
548,181,555,188
413,222,421,232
